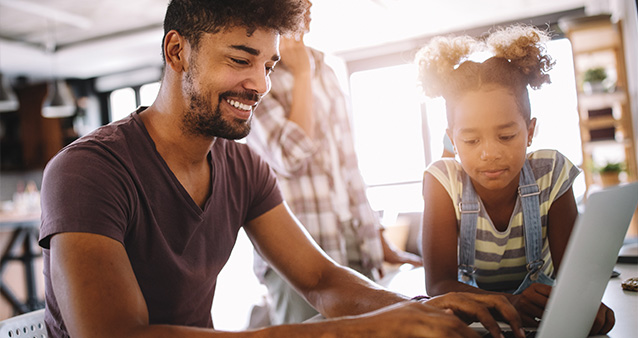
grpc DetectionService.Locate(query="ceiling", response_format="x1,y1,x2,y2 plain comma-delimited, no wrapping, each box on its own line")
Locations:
0,0,590,80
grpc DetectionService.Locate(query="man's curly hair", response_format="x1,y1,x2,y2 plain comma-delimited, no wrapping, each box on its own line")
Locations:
415,24,555,126
162,0,306,62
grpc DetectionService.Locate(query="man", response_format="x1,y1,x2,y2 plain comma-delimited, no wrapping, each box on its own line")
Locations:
246,0,422,325
39,1,525,337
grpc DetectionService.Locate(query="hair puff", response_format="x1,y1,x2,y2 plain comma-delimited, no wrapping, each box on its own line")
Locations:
486,25,555,89
415,35,481,98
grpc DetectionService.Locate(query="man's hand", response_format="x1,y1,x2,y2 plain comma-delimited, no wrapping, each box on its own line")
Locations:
424,292,526,338
335,301,483,338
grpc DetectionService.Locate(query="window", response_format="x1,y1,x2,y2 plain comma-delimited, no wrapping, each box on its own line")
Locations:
108,82,160,123
140,82,160,106
109,87,136,122
348,38,586,223
349,64,426,223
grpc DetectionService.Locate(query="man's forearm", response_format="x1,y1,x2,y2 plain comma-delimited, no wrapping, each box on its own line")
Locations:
304,265,409,319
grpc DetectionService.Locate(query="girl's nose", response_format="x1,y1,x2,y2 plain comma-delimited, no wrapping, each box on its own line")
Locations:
479,141,502,161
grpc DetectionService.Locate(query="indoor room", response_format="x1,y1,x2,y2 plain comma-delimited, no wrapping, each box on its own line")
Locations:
0,0,637,336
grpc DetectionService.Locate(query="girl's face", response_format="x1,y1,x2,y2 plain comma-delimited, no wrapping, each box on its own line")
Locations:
447,86,536,193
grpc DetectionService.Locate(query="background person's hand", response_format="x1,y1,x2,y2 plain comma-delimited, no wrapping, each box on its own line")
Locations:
279,36,313,77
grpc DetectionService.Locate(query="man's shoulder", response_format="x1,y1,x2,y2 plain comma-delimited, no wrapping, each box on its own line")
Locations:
47,114,143,173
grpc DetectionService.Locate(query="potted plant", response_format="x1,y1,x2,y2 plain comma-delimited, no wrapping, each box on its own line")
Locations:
582,67,608,94
595,161,624,187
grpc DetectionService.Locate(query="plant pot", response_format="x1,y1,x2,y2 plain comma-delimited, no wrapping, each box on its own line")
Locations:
583,81,606,94
599,172,620,187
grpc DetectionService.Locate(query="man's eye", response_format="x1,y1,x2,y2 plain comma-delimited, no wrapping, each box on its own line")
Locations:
500,135,516,141
463,139,478,145
231,58,248,65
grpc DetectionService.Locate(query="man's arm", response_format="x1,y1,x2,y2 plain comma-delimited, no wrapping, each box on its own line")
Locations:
245,203,404,318
50,232,241,337
244,202,525,338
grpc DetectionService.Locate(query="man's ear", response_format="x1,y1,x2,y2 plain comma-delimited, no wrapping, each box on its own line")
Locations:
164,30,187,73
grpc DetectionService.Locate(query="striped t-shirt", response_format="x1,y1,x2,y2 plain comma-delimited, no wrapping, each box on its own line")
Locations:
425,149,580,291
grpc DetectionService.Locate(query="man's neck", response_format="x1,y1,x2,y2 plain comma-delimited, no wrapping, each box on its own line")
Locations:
138,105,215,168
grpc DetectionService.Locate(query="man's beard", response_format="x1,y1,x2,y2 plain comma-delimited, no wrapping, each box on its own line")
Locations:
181,73,255,140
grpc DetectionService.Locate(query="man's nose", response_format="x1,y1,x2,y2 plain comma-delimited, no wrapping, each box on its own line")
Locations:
243,69,271,96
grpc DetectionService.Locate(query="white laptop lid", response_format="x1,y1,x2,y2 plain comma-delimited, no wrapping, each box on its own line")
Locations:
536,182,638,338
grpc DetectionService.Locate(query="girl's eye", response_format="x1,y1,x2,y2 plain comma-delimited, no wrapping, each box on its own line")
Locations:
500,135,516,141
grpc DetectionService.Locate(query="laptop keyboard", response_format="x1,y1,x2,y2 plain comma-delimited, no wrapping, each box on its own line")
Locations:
481,329,536,338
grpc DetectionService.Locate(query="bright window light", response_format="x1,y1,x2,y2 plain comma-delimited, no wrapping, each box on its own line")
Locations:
350,63,426,217
140,82,160,107
109,87,136,122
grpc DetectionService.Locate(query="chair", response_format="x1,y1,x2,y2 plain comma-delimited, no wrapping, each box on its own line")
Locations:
0,308,47,338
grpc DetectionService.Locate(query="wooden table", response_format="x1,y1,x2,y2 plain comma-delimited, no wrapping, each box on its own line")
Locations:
0,211,44,314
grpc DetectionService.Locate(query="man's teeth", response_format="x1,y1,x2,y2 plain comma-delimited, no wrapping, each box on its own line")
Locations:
226,99,251,111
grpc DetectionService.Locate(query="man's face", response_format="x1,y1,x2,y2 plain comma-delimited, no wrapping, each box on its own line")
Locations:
181,27,280,140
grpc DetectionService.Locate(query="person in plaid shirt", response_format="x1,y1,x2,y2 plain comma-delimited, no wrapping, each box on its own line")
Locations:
246,0,422,325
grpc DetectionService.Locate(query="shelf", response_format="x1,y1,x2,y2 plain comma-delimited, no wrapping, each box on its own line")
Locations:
562,14,637,211
577,90,627,108
581,117,616,130
582,139,632,152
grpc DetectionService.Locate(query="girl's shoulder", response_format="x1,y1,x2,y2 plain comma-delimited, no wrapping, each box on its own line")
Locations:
426,157,463,174
527,149,578,173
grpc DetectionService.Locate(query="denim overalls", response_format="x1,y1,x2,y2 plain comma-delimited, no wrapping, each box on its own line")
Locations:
457,159,554,294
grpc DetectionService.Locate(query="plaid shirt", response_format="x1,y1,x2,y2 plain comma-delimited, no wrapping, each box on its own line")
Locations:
247,48,384,281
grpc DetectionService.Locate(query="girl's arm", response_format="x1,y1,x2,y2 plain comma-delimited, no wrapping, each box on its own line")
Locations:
546,186,578,272
421,172,493,296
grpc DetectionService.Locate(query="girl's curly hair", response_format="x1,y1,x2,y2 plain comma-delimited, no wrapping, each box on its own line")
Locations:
415,25,555,125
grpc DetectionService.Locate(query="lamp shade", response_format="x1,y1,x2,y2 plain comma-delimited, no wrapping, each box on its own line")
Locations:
42,80,75,118
0,73,19,112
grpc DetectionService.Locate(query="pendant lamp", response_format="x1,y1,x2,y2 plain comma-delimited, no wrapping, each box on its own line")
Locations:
42,79,75,118
41,19,75,118
0,72,19,112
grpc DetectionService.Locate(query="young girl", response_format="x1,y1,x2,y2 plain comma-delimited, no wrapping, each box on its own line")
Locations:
416,25,614,334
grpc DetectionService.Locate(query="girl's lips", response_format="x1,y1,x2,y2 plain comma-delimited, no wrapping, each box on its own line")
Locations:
481,169,507,179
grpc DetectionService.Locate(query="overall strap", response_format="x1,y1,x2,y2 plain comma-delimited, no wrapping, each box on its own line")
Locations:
518,159,544,274
458,172,480,280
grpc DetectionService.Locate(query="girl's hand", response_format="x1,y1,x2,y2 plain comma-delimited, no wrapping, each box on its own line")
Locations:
507,283,551,327
589,302,615,335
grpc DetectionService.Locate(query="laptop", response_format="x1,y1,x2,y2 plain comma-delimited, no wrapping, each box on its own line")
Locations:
474,182,638,338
